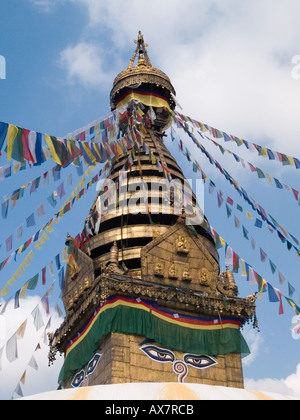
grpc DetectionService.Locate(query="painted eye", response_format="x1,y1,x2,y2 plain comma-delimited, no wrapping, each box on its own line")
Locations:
140,345,175,363
71,370,85,388
86,353,101,376
183,354,217,369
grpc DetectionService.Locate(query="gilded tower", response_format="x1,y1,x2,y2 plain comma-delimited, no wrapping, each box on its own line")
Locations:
50,33,256,390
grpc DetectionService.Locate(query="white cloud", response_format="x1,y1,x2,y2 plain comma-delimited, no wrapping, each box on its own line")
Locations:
59,42,115,89
245,363,300,398
242,325,264,367
0,297,64,400
28,0,64,13
61,0,300,156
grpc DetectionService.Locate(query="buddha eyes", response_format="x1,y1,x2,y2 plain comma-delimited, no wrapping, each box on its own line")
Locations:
87,354,101,375
71,353,102,388
72,370,85,388
183,354,217,369
140,345,218,372
140,345,175,363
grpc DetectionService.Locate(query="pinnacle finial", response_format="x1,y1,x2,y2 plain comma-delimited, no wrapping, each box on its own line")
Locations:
128,31,152,69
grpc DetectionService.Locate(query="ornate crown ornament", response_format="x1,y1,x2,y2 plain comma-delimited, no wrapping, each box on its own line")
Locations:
110,31,176,110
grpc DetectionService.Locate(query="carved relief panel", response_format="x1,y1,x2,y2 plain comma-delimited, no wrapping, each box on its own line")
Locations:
141,224,220,294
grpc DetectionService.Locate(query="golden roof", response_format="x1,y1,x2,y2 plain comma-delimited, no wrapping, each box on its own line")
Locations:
110,31,176,109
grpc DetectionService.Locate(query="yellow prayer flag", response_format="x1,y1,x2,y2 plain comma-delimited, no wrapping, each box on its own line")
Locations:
116,142,123,156
42,232,49,241
287,156,295,166
0,286,9,297
258,279,267,300
241,259,247,277
19,282,29,300
7,279,14,286
260,147,268,157
46,224,54,234
266,173,273,184
219,237,226,248
44,134,62,165
151,153,156,165
13,162,21,173
23,259,29,268
199,122,208,132
35,242,42,250
246,212,253,219
7,124,19,161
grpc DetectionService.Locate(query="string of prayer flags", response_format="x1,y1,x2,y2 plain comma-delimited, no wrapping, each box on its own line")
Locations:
176,111,300,171
195,133,300,203
214,184,295,282
173,115,300,255
0,102,147,171
210,226,300,316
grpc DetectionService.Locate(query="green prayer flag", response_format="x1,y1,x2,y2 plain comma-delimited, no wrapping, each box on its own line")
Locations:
256,168,266,179
27,274,39,290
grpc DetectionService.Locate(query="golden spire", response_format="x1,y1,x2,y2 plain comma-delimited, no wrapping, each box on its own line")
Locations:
128,31,152,69
110,31,176,110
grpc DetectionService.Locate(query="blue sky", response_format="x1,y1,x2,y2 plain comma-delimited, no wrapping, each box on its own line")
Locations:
0,0,300,399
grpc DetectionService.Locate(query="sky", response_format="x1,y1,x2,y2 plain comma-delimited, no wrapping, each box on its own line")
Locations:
0,0,300,399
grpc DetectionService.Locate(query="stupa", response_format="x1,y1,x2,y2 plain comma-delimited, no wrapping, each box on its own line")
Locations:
49,32,256,390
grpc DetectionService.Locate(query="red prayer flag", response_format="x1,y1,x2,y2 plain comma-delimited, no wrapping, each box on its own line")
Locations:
22,129,35,164
42,267,46,285
292,188,299,201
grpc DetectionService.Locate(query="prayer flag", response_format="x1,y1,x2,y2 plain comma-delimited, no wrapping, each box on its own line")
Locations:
225,245,233,266
0,122,8,153
7,125,19,161
288,282,296,297
242,226,249,240
6,333,18,362
269,259,277,274
267,283,280,303
5,235,12,252
45,134,62,166
285,297,300,314
37,203,45,218
255,218,263,228
260,248,267,262
42,267,46,286
26,213,36,228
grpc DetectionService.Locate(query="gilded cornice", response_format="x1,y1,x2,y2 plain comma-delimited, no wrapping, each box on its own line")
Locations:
53,272,256,354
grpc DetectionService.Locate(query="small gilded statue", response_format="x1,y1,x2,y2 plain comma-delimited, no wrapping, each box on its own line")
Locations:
154,261,165,278
182,266,192,281
168,263,178,280
176,235,189,255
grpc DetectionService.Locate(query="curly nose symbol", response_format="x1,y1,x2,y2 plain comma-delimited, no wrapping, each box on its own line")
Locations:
173,361,188,383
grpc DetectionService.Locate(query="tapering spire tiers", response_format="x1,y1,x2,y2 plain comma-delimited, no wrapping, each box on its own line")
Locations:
110,31,176,110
